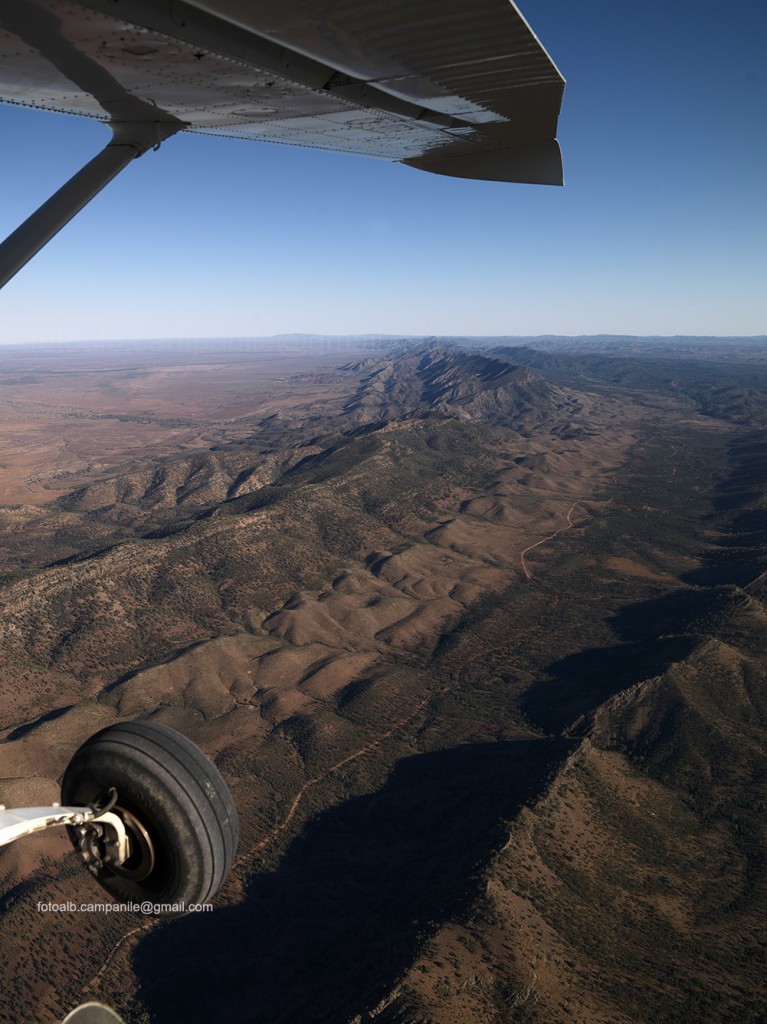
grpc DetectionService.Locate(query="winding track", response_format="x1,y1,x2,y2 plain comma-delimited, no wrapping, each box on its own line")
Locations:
520,496,614,580
519,501,585,580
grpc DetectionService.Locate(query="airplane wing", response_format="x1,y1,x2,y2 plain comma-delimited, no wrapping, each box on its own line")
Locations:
0,0,565,286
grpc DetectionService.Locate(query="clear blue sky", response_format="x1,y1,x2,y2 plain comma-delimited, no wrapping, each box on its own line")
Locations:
0,0,765,344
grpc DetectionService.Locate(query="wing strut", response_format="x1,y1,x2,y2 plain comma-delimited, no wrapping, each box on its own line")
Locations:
0,120,181,290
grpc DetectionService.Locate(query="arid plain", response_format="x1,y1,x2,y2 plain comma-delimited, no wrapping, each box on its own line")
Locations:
0,337,765,1024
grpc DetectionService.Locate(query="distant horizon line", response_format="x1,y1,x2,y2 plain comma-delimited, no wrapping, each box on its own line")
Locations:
1,332,765,349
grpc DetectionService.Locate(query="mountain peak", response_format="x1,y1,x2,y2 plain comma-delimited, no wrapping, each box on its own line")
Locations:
342,344,563,427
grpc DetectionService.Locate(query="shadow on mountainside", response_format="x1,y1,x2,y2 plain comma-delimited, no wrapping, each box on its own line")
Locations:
519,587,725,735
521,489,763,737
131,737,570,1024
684,432,767,586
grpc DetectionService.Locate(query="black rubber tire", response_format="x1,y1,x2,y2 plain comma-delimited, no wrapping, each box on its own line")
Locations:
61,719,238,916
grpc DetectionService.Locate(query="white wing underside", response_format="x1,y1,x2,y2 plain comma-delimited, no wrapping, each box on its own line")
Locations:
0,0,565,184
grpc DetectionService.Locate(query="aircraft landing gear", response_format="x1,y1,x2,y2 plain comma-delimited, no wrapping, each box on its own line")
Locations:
61,719,239,916
0,719,238,918
0,720,239,1023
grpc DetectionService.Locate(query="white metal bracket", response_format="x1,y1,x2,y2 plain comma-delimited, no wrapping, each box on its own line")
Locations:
0,803,96,845
0,803,130,866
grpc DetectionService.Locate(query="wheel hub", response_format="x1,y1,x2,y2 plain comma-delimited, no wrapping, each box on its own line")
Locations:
74,804,155,881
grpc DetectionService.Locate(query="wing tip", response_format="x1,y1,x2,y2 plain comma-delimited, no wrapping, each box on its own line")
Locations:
404,140,563,186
